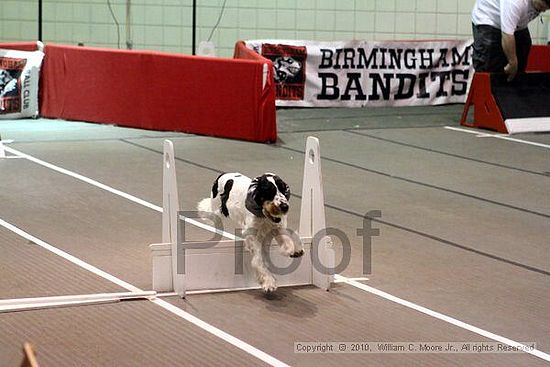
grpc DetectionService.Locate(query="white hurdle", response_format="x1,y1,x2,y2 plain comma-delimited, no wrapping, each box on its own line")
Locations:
0,136,15,159
0,135,6,158
150,137,334,297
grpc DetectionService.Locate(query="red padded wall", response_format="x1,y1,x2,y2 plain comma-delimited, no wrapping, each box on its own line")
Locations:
233,41,277,142
0,42,40,51
37,43,276,143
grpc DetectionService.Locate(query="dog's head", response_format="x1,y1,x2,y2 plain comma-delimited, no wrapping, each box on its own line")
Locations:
245,173,290,223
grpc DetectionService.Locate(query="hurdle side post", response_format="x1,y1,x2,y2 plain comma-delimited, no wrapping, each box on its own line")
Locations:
0,135,5,158
299,136,334,290
162,140,186,297
150,140,186,296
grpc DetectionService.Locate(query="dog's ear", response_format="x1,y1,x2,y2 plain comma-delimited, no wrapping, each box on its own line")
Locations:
211,172,226,198
245,177,263,217
245,175,268,217
273,175,290,200
253,175,273,204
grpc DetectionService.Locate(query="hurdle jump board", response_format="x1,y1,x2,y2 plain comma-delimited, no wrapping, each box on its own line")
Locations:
0,138,15,159
461,72,550,134
150,138,335,297
0,147,23,159
491,73,550,134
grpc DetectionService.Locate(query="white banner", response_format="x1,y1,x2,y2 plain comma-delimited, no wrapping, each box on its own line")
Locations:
0,47,45,119
245,39,474,107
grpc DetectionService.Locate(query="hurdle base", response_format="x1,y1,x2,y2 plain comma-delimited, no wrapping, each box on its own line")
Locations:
150,238,333,297
150,243,174,293
504,117,550,134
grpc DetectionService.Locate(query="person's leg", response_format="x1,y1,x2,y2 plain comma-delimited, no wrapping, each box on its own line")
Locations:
514,28,532,73
472,24,508,72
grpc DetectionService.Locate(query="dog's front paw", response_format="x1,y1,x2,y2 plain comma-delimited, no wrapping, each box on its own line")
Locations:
279,241,304,258
260,274,277,293
290,249,304,258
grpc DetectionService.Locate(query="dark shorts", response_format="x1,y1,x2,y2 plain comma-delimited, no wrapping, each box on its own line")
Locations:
472,23,532,73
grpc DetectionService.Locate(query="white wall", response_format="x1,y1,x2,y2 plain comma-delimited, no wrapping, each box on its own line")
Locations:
0,0,548,57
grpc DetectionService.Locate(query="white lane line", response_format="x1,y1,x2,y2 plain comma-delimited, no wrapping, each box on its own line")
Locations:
151,299,288,367
333,277,369,283
4,146,160,211
444,126,550,149
444,126,496,136
6,145,550,363
0,218,289,367
4,145,237,240
0,218,141,293
335,275,550,363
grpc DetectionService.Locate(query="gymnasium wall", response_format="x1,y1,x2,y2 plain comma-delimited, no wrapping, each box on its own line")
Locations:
1,0,549,58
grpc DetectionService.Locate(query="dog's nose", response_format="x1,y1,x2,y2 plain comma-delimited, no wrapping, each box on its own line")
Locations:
280,202,289,213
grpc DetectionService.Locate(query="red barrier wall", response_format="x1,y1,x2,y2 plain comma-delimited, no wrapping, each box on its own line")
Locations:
39,44,277,143
0,42,40,51
0,41,276,143
233,41,276,142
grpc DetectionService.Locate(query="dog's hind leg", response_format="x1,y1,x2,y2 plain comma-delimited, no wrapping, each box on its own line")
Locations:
245,236,277,293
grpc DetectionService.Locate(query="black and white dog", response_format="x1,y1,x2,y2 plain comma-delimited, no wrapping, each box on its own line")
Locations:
198,172,304,293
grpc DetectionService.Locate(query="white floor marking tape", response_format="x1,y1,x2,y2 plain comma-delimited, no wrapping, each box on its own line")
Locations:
4,145,236,239
0,218,141,293
444,126,550,149
0,217,289,367
333,277,369,283
150,299,289,367
0,139,14,158
5,145,550,362
335,275,550,362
